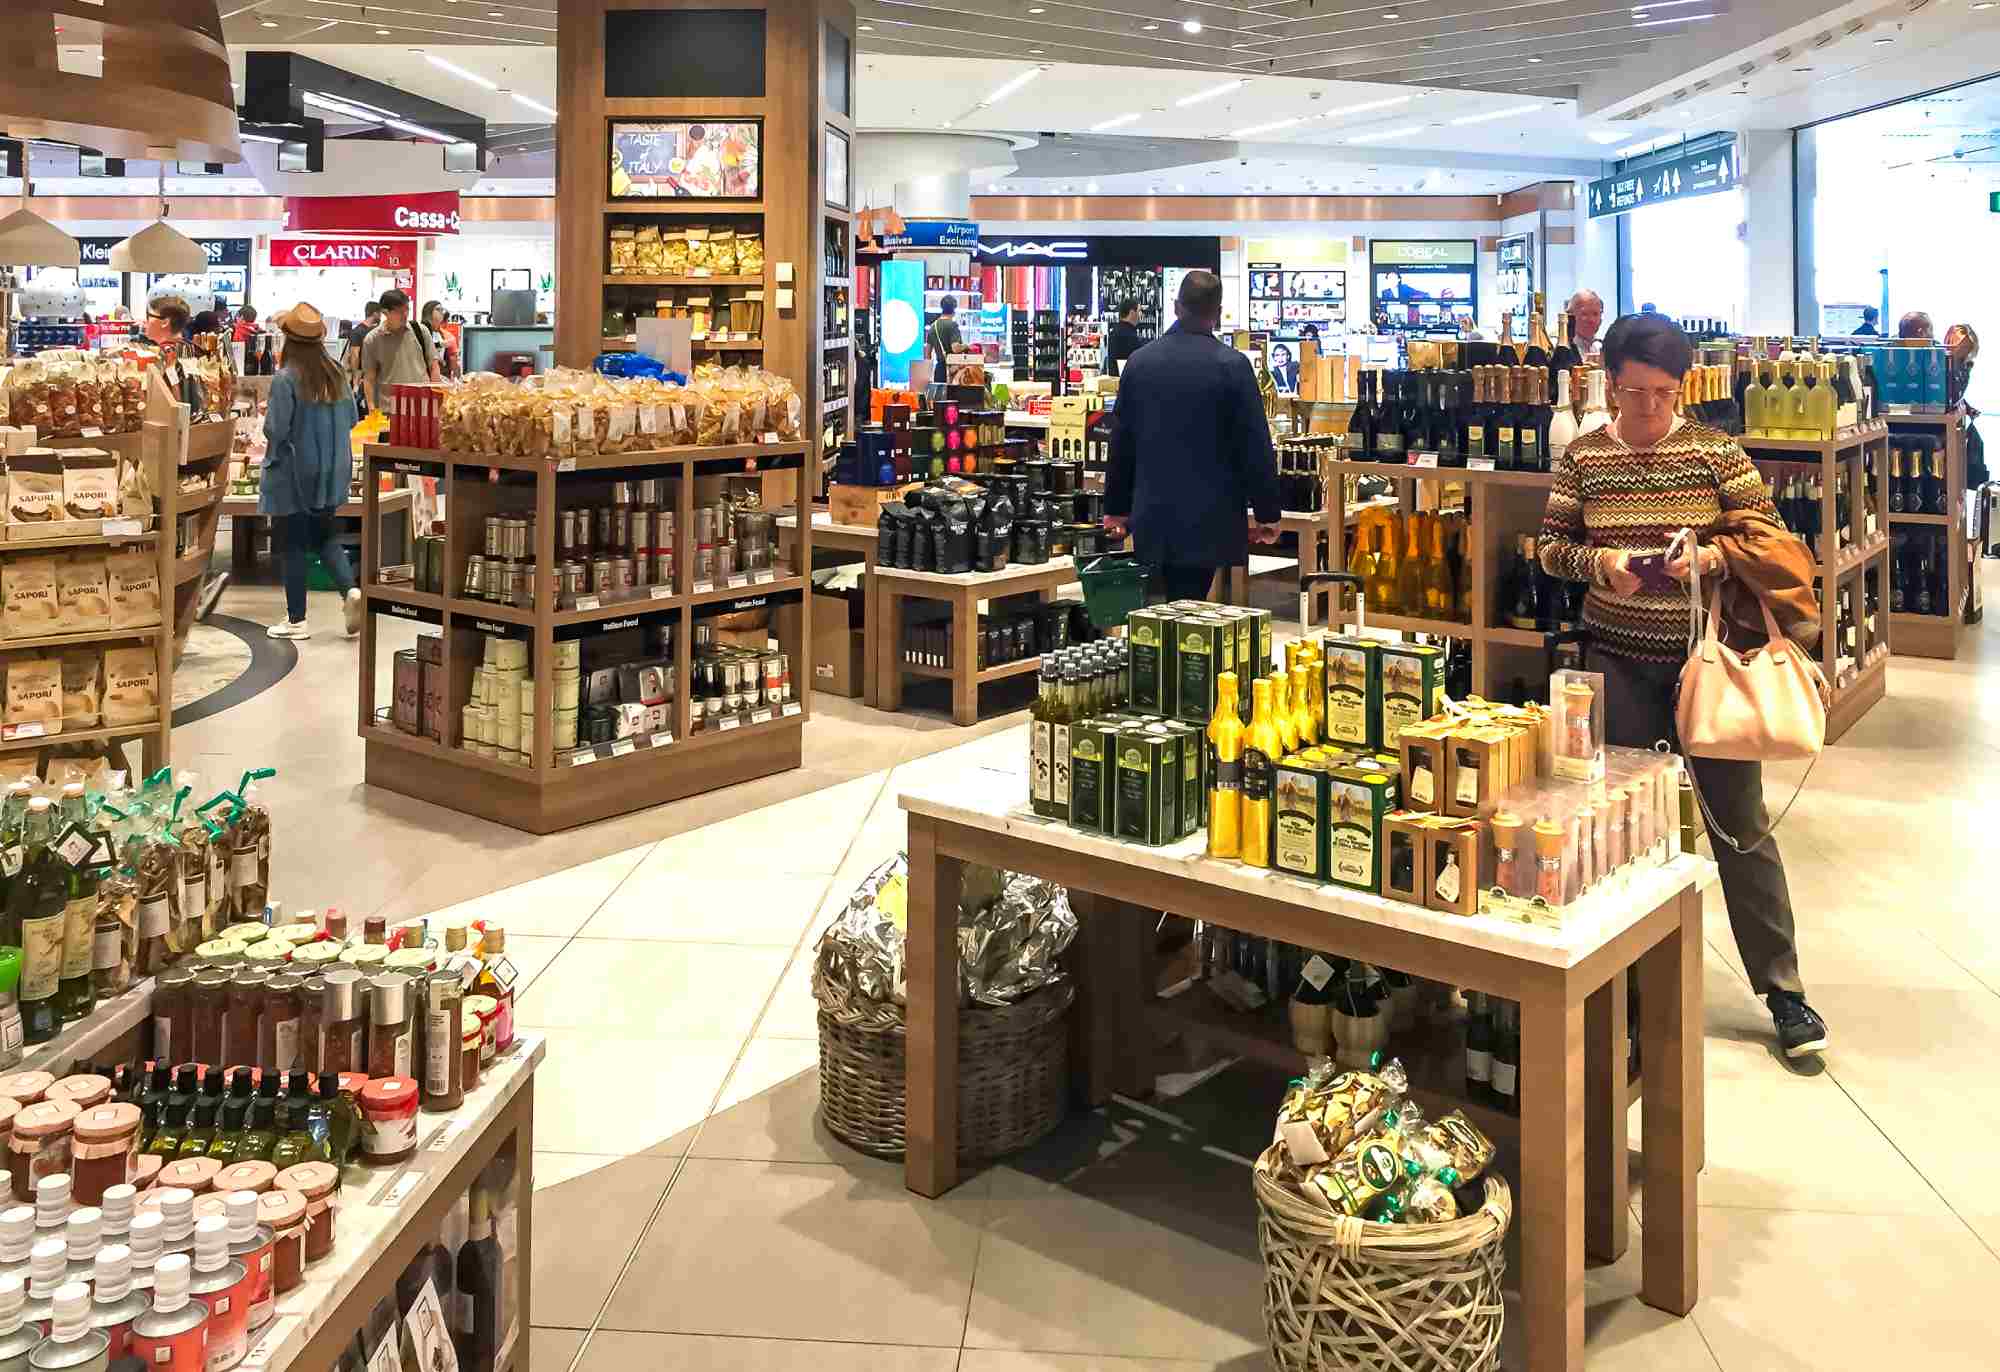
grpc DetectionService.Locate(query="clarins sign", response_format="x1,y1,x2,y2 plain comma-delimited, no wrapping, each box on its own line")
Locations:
281,190,462,236
268,237,420,270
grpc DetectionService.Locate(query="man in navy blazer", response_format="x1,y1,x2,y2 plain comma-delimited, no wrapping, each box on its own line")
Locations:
1104,270,1282,601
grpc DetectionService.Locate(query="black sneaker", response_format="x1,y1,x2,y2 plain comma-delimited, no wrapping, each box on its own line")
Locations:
1767,992,1829,1059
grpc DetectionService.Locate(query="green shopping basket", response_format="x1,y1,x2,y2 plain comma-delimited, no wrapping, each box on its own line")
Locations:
1077,552,1152,630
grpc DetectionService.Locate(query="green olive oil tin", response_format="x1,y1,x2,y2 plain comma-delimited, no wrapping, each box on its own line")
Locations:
1377,642,1443,748
1322,637,1383,749
1273,756,1331,882
1328,765,1395,892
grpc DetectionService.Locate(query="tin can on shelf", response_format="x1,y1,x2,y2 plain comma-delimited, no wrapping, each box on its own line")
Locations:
559,508,579,557
630,510,655,556
761,654,784,705
560,562,585,606
462,555,486,600
612,557,635,590
611,481,635,507
591,556,613,594
716,544,736,580
637,478,664,508
483,515,503,557
610,507,630,554
651,551,674,587
595,506,613,549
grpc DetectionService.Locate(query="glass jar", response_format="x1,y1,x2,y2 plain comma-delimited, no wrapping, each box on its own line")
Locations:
464,995,499,1070
260,974,304,1075
226,968,269,1070
420,971,465,1113
461,1010,483,1094
158,1156,222,1195
0,1071,52,1105
357,1077,418,1165
295,973,327,1076
72,1102,141,1206
191,969,234,1065
363,915,388,946
9,1099,78,1202
151,967,197,1070
367,975,415,1080
212,1161,276,1196
91,896,132,998
256,1189,307,1293
318,972,366,1077
270,1163,336,1264
46,1074,110,1110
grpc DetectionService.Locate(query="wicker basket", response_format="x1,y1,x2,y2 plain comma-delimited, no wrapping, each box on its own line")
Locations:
1254,1148,1512,1372
812,970,1073,1161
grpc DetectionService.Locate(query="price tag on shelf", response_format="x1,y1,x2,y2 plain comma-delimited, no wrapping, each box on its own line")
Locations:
2,723,46,742
102,518,143,536
556,457,577,472
574,595,601,612
692,581,715,595
749,707,773,725
80,427,102,439
1410,452,1438,468
374,1170,424,1209
1466,457,1496,471
781,701,803,717
726,574,749,588
718,717,741,732
752,569,775,584
569,751,596,768
609,738,636,757
239,1317,301,1371
649,733,675,748
650,585,674,600
425,1118,469,1153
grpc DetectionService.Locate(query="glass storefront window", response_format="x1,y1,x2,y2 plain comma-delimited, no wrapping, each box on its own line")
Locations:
1623,188,1745,328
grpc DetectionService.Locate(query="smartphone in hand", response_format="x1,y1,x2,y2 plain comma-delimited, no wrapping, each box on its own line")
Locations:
1625,552,1679,594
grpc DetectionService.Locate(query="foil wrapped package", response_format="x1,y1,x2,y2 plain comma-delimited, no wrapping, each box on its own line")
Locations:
814,852,1078,1007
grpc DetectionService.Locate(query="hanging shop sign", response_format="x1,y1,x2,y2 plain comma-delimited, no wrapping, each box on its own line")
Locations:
282,190,462,235
971,235,1220,269
268,237,421,270
1588,138,1738,219
77,237,251,269
874,218,980,250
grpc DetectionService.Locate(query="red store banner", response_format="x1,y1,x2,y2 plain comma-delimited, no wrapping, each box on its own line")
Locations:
282,189,462,235
268,237,421,270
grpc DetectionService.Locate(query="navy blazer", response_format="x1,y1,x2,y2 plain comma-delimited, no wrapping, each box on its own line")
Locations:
1105,323,1281,570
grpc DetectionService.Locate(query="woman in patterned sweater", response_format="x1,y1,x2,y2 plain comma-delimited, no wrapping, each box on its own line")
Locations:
1539,313,1828,1060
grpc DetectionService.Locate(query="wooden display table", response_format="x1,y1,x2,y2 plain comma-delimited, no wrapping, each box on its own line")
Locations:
778,510,880,706
898,731,1713,1372
875,558,1077,726
224,489,416,576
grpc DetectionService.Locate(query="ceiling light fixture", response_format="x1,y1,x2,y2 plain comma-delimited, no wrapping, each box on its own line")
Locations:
1872,35,1893,43
982,68,1043,103
988,182,1000,191
237,132,284,145
110,168,208,274
1091,112,1143,131
512,92,556,118
1449,102,1542,126
425,54,498,90
1233,116,1302,137
1178,79,1245,107
1028,4,1045,11
1632,12,1716,26
260,17,278,27
1175,182,1187,191
1142,20,1160,29
1348,124,1425,142
1086,181,1100,191
1381,10,1401,18
1586,129,1627,144
375,27,391,34
1182,18,1202,33
1527,55,1543,63
1975,3,1995,10
1318,94,1412,121
859,23,873,30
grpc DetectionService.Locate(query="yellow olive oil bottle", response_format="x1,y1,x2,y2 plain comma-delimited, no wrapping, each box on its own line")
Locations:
1290,664,1317,746
1241,676,1285,869
1271,663,1299,755
1206,671,1244,860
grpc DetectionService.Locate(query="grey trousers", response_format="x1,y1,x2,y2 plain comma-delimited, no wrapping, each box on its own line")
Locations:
1595,650,1805,997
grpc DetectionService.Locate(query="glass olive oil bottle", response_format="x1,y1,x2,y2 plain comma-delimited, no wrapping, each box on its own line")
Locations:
1205,671,1245,860
1289,665,1317,747
1240,677,1285,869
54,784,97,1024
1029,657,1062,820
8,797,67,1044
1270,666,1298,755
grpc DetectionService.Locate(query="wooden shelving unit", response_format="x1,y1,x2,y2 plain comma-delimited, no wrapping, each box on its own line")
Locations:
357,440,811,833
1883,405,1970,659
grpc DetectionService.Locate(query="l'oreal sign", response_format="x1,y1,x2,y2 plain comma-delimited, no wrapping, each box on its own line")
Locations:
976,239,1090,261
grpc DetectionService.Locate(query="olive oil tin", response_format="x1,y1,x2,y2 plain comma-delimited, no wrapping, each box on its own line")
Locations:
1248,608,1274,692
1127,608,1170,714
1068,720,1117,835
1377,642,1443,748
1322,637,1382,749
1174,616,1227,724
1160,721,1205,836
1328,765,1395,892
1216,607,1255,712
1272,756,1331,882
1114,727,1175,847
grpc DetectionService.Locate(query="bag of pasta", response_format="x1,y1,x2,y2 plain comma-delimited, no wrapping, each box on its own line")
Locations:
760,370,802,439
114,365,146,434
735,232,764,275
633,224,663,275
709,228,737,275
660,230,688,275
609,227,637,275
685,227,712,272
72,363,104,433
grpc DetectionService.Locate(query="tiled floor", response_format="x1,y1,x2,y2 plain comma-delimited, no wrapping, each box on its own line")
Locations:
199,558,2000,1370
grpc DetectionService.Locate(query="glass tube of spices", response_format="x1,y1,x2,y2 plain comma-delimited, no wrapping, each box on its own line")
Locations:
225,969,268,1070
259,975,304,1076
318,972,365,1077
294,974,326,1076
420,971,464,1113
151,968,195,1072
190,970,233,1067
366,975,415,1080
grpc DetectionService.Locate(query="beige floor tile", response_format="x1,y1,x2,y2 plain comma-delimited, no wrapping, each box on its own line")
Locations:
522,1033,735,1156
753,951,821,1040
516,939,791,1039
1690,1209,2000,1371
574,1331,958,1372
688,1038,904,1182
422,846,654,939
644,773,889,877
528,1327,588,1372
499,934,570,993
580,868,835,947
963,1171,1264,1361
528,1152,680,1328
598,1158,986,1344
958,1356,1241,1372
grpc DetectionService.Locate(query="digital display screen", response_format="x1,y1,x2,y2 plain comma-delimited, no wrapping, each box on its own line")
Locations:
609,120,761,200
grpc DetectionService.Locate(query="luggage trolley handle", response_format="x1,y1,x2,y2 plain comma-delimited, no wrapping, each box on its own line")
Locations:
1300,572,1365,637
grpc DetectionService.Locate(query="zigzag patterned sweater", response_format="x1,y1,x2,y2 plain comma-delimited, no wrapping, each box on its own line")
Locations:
1538,418,1777,663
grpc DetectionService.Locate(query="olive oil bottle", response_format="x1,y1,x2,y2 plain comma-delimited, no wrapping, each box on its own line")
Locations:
1290,664,1317,746
1306,651,1326,744
1029,658,1059,818
54,783,97,1024
1241,677,1285,869
1050,661,1078,824
1271,666,1299,755
8,797,67,1044
1205,671,1244,860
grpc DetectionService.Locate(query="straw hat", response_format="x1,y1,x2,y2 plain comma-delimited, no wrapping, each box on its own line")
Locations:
275,302,327,341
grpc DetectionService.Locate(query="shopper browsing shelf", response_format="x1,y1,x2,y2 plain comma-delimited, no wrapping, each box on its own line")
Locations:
1105,297,1144,377
927,295,964,375
1103,270,1282,601
343,301,384,409
360,289,439,414
1898,310,1935,340
1565,289,1606,355
1537,312,1830,1060
143,295,204,413
261,302,363,642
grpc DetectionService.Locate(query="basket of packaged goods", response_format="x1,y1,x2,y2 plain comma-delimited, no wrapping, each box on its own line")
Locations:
811,853,1075,1161
1253,1060,1511,1372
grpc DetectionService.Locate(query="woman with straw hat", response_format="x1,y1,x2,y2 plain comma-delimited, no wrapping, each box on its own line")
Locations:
262,302,362,639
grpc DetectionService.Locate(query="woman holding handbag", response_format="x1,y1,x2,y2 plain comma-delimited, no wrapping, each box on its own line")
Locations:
1538,313,1829,1060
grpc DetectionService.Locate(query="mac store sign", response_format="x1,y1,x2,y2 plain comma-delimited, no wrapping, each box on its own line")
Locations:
971,235,1220,269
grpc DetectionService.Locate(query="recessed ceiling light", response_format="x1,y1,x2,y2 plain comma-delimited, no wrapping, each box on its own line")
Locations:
1976,3,1995,10
1029,46,1043,52
859,23,873,30
488,8,503,15
1527,56,1543,63
988,182,1000,191
1182,18,1202,33
1175,182,1187,191
375,27,391,35
1086,181,1100,191
1381,9,1401,18
1177,79,1244,107
1028,4,1045,12
260,17,278,27
1792,66,1814,71
1091,112,1142,131
511,92,556,118
1142,21,1160,30
1872,35,1893,44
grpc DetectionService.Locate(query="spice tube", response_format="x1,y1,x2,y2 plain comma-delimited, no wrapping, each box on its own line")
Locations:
421,970,465,1112
367,974,416,1079
130,1254,210,1371
24,1237,65,1325
0,1206,30,1277
317,971,366,1077
1487,811,1524,896
99,1186,135,1248
1591,798,1612,886
188,1214,248,1370
1624,783,1646,864
0,1273,31,1367
1607,787,1628,871
1532,819,1567,905
358,1077,419,1165
90,1244,149,1359
71,1102,141,1206
254,1191,306,1296
1561,680,1595,758
270,1163,336,1264
10,1103,77,1204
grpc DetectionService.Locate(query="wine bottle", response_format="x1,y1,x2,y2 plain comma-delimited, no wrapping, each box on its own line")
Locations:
1464,991,1494,1105
1549,310,1581,392
1400,370,1425,457
1207,670,1245,859
1508,536,1543,630
1492,1000,1520,1116
1495,368,1520,470
8,796,66,1044
1578,368,1611,437
1375,373,1405,458
1465,368,1490,463
1397,512,1426,617
1548,370,1578,461
1888,446,1905,513
1422,515,1452,621
1348,370,1376,461
1930,443,1950,515
1368,517,1401,614
1524,294,1552,369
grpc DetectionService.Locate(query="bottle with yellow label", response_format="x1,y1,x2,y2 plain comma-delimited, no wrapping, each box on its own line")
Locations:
1306,652,1327,744
1271,665,1299,755
1240,676,1284,868
1289,664,1317,746
1206,671,1244,859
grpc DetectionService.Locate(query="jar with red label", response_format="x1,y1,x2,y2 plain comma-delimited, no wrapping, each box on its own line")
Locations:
71,1101,141,1206
221,1190,275,1332
255,1190,306,1294
8,1099,77,1203
358,1077,419,1165
270,1163,336,1264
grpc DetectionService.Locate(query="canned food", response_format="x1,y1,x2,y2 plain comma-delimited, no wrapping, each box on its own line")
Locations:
693,506,716,546
721,661,743,712
608,507,628,553
611,481,635,507
761,653,783,704
484,515,503,558
716,544,735,580
591,556,613,593
462,555,486,600
650,551,673,587
612,557,635,590
595,506,613,549
507,517,529,562
656,511,676,547
513,563,534,608
630,510,655,554
559,508,578,557
694,624,714,651
637,478,663,508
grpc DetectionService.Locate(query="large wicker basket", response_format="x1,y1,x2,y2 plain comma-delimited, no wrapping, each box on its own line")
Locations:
812,970,1073,1161
1253,1147,1512,1372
